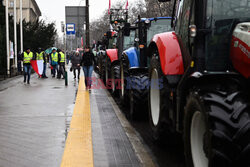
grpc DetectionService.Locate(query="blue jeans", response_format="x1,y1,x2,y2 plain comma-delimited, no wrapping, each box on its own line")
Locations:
23,64,32,83
52,64,58,77
83,66,93,87
43,63,47,77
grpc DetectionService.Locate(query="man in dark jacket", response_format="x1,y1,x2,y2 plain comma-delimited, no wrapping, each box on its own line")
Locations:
71,51,81,79
81,46,94,89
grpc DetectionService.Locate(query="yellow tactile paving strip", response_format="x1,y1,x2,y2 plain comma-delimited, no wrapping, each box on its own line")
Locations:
61,77,93,167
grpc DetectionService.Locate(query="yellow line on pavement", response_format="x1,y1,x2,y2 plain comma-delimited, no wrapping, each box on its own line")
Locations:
61,77,93,167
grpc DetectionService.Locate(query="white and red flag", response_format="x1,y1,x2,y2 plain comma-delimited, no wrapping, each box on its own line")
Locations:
125,0,128,10
81,37,84,47
108,0,111,14
31,60,44,77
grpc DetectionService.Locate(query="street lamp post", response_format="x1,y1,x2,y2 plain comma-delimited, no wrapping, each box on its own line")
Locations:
5,0,10,76
86,0,89,46
20,0,23,53
79,0,90,47
14,0,17,68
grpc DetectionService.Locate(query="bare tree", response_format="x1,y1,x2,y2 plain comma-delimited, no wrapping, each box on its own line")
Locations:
90,0,174,43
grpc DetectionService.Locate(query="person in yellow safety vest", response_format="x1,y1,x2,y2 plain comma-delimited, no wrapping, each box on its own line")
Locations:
36,48,48,78
58,49,66,79
22,47,35,84
49,48,59,78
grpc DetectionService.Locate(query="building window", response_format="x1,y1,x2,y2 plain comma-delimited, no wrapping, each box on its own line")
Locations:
10,1,14,7
9,12,14,16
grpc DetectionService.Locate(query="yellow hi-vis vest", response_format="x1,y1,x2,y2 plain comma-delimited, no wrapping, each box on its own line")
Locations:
23,52,33,64
37,51,44,61
59,52,65,63
51,52,58,62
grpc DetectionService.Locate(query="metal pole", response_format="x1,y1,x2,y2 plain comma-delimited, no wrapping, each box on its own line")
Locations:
14,0,17,68
86,0,90,46
5,0,10,75
20,0,23,53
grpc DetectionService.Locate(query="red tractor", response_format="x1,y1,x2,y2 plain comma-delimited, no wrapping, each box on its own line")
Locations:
147,0,250,166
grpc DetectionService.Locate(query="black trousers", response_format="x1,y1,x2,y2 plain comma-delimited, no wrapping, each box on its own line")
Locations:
73,68,80,79
58,63,65,79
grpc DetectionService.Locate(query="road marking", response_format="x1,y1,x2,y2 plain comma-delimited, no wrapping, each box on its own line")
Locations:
61,77,93,167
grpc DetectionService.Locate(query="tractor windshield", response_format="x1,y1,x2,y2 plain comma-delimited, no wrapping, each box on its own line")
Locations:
147,19,172,45
108,37,117,49
123,30,135,50
205,0,250,71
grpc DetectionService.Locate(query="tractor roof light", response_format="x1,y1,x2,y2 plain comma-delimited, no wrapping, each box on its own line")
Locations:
189,25,197,38
139,45,145,49
145,19,150,24
134,38,139,42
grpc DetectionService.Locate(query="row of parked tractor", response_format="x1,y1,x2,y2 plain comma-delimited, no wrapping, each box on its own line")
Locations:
93,0,250,166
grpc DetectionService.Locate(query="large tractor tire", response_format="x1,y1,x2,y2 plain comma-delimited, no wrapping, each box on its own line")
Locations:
129,72,149,120
111,63,120,97
99,53,105,80
104,56,111,87
148,52,170,140
100,54,107,85
184,90,250,167
119,56,130,107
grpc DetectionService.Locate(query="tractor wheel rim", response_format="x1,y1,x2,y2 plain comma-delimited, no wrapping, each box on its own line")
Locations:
191,111,208,167
150,68,160,126
121,65,124,97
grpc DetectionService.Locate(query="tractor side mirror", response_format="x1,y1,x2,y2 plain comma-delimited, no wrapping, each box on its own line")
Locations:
124,23,131,36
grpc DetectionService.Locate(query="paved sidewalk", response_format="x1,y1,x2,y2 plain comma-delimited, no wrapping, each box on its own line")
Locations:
0,69,78,167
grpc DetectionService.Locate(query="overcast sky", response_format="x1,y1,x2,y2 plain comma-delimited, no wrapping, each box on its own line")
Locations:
36,0,136,36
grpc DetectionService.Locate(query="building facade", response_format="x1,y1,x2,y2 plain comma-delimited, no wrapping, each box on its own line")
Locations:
3,0,41,22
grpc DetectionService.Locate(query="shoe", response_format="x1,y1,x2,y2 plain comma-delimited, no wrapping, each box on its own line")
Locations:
24,80,26,83
52,75,55,78
44,76,48,79
74,76,76,79
27,81,30,84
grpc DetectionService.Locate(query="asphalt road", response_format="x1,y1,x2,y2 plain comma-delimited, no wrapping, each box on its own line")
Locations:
112,96,186,167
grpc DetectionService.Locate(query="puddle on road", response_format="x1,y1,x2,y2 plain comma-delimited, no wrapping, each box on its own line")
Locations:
64,104,74,141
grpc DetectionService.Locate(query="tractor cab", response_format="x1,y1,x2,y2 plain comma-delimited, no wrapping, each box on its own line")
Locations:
173,0,250,76
134,17,172,68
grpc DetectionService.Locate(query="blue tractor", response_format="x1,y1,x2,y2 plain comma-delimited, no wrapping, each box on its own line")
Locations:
119,16,173,119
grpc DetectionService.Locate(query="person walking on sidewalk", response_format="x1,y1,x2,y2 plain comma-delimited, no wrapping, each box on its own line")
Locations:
36,48,48,78
81,46,94,89
58,49,66,79
71,51,81,80
22,47,35,84
50,49,59,78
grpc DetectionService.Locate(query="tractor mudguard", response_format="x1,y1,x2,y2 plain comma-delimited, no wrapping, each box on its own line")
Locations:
230,22,250,78
123,47,140,68
106,49,118,63
151,32,184,75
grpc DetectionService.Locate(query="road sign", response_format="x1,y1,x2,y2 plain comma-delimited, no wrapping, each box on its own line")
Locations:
66,23,75,35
